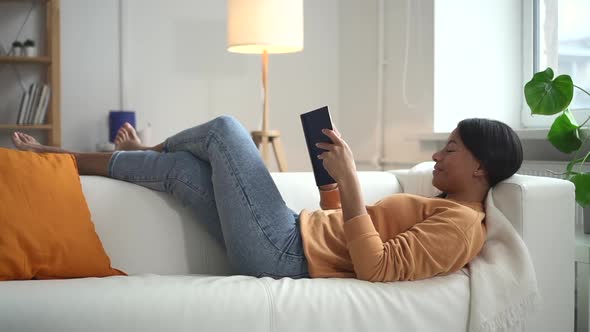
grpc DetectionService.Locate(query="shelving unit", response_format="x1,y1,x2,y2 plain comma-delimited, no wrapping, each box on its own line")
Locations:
0,124,52,130
0,0,61,146
0,56,51,64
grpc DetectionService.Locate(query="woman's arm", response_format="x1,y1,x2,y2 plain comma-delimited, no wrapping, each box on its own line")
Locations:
318,183,341,210
336,172,367,222
343,211,481,282
316,129,367,220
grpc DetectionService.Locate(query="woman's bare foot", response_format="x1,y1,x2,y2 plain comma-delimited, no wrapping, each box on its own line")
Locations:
114,122,145,151
11,132,46,152
11,132,71,154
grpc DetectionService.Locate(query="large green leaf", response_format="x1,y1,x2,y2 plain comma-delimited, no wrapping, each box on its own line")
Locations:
570,173,590,206
547,109,582,153
524,68,574,115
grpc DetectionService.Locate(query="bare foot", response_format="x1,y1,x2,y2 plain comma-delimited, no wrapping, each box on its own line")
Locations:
114,122,144,151
11,132,47,152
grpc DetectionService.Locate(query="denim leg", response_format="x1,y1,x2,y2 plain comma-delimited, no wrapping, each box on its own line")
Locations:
164,115,308,278
108,150,225,247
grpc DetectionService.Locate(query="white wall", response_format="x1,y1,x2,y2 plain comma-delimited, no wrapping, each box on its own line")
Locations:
337,0,378,169
382,0,435,167
60,0,121,151
122,0,339,172
58,0,437,171
337,0,435,170
2,0,548,169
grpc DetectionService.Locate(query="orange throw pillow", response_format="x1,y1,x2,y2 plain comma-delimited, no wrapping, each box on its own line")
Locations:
0,148,125,280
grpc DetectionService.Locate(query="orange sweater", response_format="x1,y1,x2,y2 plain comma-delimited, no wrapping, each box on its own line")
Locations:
299,189,486,282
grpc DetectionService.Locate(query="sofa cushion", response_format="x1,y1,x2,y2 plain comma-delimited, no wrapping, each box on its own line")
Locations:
389,161,442,197
0,148,124,280
0,272,468,332
80,172,403,275
272,171,402,211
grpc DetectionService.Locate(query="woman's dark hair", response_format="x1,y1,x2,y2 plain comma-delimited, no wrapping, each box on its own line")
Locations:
457,118,523,187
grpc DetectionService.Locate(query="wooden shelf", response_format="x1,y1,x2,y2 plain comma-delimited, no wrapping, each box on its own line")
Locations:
0,0,48,2
0,124,53,130
0,0,60,146
0,56,51,64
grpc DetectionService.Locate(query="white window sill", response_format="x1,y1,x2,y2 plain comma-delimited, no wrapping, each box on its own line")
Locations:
413,129,548,142
514,129,549,140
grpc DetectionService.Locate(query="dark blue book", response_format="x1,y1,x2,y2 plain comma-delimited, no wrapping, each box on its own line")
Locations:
300,106,337,186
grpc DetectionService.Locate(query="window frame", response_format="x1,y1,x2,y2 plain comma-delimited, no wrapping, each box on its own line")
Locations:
521,0,590,128
521,0,554,128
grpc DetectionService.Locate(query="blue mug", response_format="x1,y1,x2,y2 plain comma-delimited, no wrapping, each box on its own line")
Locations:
109,111,136,143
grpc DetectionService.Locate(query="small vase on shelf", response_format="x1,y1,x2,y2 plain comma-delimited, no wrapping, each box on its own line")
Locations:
10,41,23,56
23,39,37,57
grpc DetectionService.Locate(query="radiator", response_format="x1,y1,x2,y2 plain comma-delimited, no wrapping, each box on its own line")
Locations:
518,160,584,225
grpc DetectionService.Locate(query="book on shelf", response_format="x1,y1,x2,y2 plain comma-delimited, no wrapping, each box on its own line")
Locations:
16,90,30,125
27,84,41,124
16,83,50,125
16,84,33,125
34,85,50,124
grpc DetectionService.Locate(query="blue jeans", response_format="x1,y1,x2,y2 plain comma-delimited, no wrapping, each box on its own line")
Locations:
107,115,309,278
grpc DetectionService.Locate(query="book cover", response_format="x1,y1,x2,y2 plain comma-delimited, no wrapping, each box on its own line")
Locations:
21,83,35,124
26,83,40,124
300,106,337,186
34,85,49,124
16,90,29,125
35,85,50,124
31,83,43,124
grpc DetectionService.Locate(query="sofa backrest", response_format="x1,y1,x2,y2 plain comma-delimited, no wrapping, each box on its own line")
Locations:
80,172,402,276
271,172,401,211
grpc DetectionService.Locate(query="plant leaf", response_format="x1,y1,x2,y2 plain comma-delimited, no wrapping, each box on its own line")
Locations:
524,68,574,115
547,109,582,153
567,153,590,175
580,127,590,140
570,173,590,206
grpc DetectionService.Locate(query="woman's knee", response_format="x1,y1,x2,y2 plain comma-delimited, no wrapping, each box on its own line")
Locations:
212,115,247,136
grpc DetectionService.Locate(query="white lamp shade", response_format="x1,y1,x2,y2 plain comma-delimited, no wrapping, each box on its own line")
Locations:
227,0,303,54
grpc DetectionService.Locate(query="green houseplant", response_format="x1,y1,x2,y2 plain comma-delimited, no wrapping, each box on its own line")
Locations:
524,68,590,206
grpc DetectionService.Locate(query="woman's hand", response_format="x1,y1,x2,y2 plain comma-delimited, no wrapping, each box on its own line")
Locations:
317,128,367,222
316,128,357,184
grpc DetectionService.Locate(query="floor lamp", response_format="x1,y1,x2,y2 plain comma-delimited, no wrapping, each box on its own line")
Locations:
227,0,303,172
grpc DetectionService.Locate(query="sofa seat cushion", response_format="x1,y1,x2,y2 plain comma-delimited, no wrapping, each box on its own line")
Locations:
0,271,468,332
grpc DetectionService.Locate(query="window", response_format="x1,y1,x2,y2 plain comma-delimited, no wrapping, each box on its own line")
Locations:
522,0,590,127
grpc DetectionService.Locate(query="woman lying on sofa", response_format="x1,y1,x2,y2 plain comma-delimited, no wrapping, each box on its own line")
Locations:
11,115,523,282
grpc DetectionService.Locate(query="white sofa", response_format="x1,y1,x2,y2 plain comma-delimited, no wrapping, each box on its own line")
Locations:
0,163,575,332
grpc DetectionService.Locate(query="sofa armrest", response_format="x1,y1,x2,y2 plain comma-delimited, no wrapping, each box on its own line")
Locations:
390,163,575,331
492,174,575,332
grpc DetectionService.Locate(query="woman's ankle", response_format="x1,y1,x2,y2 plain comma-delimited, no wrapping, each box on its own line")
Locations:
149,143,165,153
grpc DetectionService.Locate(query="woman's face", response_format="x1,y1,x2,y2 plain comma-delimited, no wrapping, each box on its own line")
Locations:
431,128,485,194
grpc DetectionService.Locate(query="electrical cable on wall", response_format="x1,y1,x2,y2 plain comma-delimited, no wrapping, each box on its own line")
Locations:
375,0,385,170
402,0,416,109
118,0,125,110
375,0,417,170
5,1,37,92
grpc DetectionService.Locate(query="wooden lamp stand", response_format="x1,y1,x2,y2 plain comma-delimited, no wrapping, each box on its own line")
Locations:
226,0,303,172
251,50,288,172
